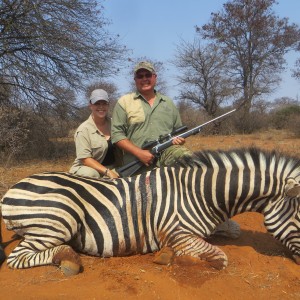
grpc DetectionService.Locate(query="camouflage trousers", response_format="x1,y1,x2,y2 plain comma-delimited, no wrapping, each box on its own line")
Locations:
156,145,193,167
135,145,193,175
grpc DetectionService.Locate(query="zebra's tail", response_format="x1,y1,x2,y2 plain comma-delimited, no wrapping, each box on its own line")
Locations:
0,203,7,266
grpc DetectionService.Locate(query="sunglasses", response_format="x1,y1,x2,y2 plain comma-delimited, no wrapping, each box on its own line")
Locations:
135,73,153,79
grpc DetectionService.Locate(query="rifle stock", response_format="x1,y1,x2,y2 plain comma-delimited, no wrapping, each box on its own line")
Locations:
116,109,236,177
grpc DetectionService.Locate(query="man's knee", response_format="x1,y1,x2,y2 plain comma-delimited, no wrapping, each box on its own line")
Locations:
158,146,192,167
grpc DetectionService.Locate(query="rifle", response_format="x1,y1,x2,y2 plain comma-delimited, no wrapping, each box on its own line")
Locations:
116,109,236,177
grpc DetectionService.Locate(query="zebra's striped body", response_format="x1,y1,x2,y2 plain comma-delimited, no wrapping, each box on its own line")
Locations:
1,148,300,274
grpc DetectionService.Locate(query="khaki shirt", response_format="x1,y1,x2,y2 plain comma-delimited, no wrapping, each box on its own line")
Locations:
111,91,182,165
69,115,110,173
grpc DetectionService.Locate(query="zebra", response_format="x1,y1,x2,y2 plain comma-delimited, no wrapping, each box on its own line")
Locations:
0,147,299,276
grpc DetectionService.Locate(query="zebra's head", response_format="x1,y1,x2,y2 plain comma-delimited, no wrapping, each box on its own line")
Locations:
264,177,300,265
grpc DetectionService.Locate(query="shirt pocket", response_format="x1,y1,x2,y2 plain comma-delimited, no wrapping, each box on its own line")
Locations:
90,134,106,158
126,102,145,124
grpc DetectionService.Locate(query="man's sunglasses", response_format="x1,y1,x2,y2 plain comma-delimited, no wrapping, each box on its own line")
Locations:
135,73,153,79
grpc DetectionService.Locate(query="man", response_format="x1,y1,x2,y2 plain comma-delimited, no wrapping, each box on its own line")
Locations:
111,61,240,239
111,61,192,173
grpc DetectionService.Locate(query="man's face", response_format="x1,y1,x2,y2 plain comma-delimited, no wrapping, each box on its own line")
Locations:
134,69,157,93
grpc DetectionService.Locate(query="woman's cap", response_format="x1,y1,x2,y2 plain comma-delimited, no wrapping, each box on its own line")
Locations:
89,89,109,104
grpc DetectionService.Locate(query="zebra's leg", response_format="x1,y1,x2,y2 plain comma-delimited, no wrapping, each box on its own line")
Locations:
212,219,240,239
155,233,228,270
52,246,82,276
6,240,82,276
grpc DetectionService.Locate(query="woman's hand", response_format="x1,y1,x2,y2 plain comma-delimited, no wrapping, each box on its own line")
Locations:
106,169,120,179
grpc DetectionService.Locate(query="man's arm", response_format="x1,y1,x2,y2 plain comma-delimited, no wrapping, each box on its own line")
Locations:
115,139,154,166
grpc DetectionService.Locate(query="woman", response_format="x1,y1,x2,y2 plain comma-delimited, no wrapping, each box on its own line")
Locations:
69,89,119,179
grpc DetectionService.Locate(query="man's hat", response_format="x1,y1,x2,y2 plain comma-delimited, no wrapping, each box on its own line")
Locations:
134,61,156,74
89,89,109,104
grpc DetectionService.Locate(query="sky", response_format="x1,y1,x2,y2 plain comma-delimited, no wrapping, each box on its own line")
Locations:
103,0,300,102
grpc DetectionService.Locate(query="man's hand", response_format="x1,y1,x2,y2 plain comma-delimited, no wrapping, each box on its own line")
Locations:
172,136,186,145
136,149,155,166
116,139,155,167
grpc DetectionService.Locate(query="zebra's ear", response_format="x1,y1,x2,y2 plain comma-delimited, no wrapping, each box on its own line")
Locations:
285,178,300,198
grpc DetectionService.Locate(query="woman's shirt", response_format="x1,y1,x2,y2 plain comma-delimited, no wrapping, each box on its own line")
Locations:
69,115,114,174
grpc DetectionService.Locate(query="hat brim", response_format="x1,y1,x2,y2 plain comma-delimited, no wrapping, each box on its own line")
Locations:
90,99,109,104
135,67,154,74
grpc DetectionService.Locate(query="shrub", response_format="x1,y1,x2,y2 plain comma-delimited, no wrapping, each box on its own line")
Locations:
270,104,300,130
0,107,54,162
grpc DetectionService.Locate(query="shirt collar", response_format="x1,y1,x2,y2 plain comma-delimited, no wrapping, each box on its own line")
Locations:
87,115,100,134
134,90,166,102
87,115,111,136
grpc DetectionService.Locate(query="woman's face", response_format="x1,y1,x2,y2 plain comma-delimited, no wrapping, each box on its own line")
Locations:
90,100,109,118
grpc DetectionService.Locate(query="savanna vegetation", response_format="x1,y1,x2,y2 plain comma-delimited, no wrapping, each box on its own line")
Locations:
0,2,300,298
0,0,299,165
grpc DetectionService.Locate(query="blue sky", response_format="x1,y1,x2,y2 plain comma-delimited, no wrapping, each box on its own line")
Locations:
104,0,300,102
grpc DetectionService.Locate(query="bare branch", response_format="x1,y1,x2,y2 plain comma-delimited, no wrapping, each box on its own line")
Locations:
0,0,127,110
200,0,300,114
173,39,236,116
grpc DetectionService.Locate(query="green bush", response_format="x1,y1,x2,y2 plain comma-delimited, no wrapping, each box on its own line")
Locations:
270,104,300,129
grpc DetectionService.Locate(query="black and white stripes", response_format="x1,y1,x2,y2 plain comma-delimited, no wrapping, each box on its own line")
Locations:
1,147,300,272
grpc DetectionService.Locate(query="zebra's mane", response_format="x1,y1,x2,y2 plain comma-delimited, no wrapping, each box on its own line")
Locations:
174,147,300,169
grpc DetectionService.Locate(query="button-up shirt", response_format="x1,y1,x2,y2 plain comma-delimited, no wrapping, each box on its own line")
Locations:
111,91,182,165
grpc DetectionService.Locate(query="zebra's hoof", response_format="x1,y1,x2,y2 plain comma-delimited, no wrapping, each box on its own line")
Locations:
174,255,202,266
53,246,82,276
199,247,228,270
208,258,228,270
153,247,174,265
60,260,81,276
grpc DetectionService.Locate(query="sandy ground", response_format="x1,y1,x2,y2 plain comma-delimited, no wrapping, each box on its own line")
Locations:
0,132,300,300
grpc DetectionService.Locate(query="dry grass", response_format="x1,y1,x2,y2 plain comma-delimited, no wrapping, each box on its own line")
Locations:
186,130,300,157
0,130,299,198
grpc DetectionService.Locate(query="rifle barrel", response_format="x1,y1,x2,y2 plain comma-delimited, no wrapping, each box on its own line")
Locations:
152,109,236,154
117,109,236,176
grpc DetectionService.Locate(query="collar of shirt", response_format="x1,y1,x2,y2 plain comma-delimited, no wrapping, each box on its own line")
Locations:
133,90,167,103
87,114,106,136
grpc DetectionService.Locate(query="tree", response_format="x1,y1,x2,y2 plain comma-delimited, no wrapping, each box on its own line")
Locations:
173,39,236,116
293,41,300,81
85,81,119,105
292,57,300,81
199,0,300,118
271,96,299,109
0,106,56,161
84,80,119,117
0,0,127,112
270,102,300,130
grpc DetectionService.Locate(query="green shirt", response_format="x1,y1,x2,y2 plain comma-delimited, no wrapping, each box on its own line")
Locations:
111,91,182,165
69,115,110,173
